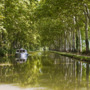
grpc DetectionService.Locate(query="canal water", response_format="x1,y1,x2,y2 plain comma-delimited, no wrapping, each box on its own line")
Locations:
0,52,90,90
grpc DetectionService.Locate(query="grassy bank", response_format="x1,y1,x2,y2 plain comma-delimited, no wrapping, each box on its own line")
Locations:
51,51,90,62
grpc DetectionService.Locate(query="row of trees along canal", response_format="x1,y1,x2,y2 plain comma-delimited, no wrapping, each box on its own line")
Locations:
0,0,90,55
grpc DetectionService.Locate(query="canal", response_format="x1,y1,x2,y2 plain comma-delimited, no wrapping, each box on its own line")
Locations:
0,52,90,90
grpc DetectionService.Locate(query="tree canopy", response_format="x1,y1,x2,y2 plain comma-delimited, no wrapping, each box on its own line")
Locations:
0,0,90,55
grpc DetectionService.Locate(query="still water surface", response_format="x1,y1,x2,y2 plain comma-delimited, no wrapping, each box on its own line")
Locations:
0,52,90,90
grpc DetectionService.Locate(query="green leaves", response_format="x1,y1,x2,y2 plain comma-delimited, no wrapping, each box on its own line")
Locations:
0,0,90,53
0,15,5,19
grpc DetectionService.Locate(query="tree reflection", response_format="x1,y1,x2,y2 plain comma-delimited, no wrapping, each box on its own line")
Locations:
86,63,89,90
0,56,42,87
39,53,90,90
0,53,90,90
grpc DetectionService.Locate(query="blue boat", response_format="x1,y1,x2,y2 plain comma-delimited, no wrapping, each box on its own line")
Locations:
15,48,28,58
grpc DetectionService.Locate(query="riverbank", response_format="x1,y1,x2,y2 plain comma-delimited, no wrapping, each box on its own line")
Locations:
51,51,90,62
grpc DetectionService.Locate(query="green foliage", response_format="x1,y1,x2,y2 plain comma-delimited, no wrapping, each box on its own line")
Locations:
52,51,90,61
0,0,90,55
0,47,7,56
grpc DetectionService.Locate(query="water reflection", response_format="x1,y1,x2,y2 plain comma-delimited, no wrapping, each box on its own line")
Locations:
0,52,90,90
15,54,28,63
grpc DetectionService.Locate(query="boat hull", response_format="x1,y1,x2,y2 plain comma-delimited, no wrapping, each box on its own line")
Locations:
15,53,28,58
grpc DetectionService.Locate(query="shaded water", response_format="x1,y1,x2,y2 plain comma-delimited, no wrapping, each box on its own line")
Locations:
0,52,90,90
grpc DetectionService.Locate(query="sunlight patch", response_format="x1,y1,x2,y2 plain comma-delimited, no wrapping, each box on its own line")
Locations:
0,84,48,90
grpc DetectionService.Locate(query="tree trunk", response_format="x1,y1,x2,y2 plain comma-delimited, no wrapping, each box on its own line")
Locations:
85,16,89,52
69,32,72,51
84,4,89,52
64,31,67,52
75,16,82,53
72,29,76,52
78,29,82,52
72,16,76,52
